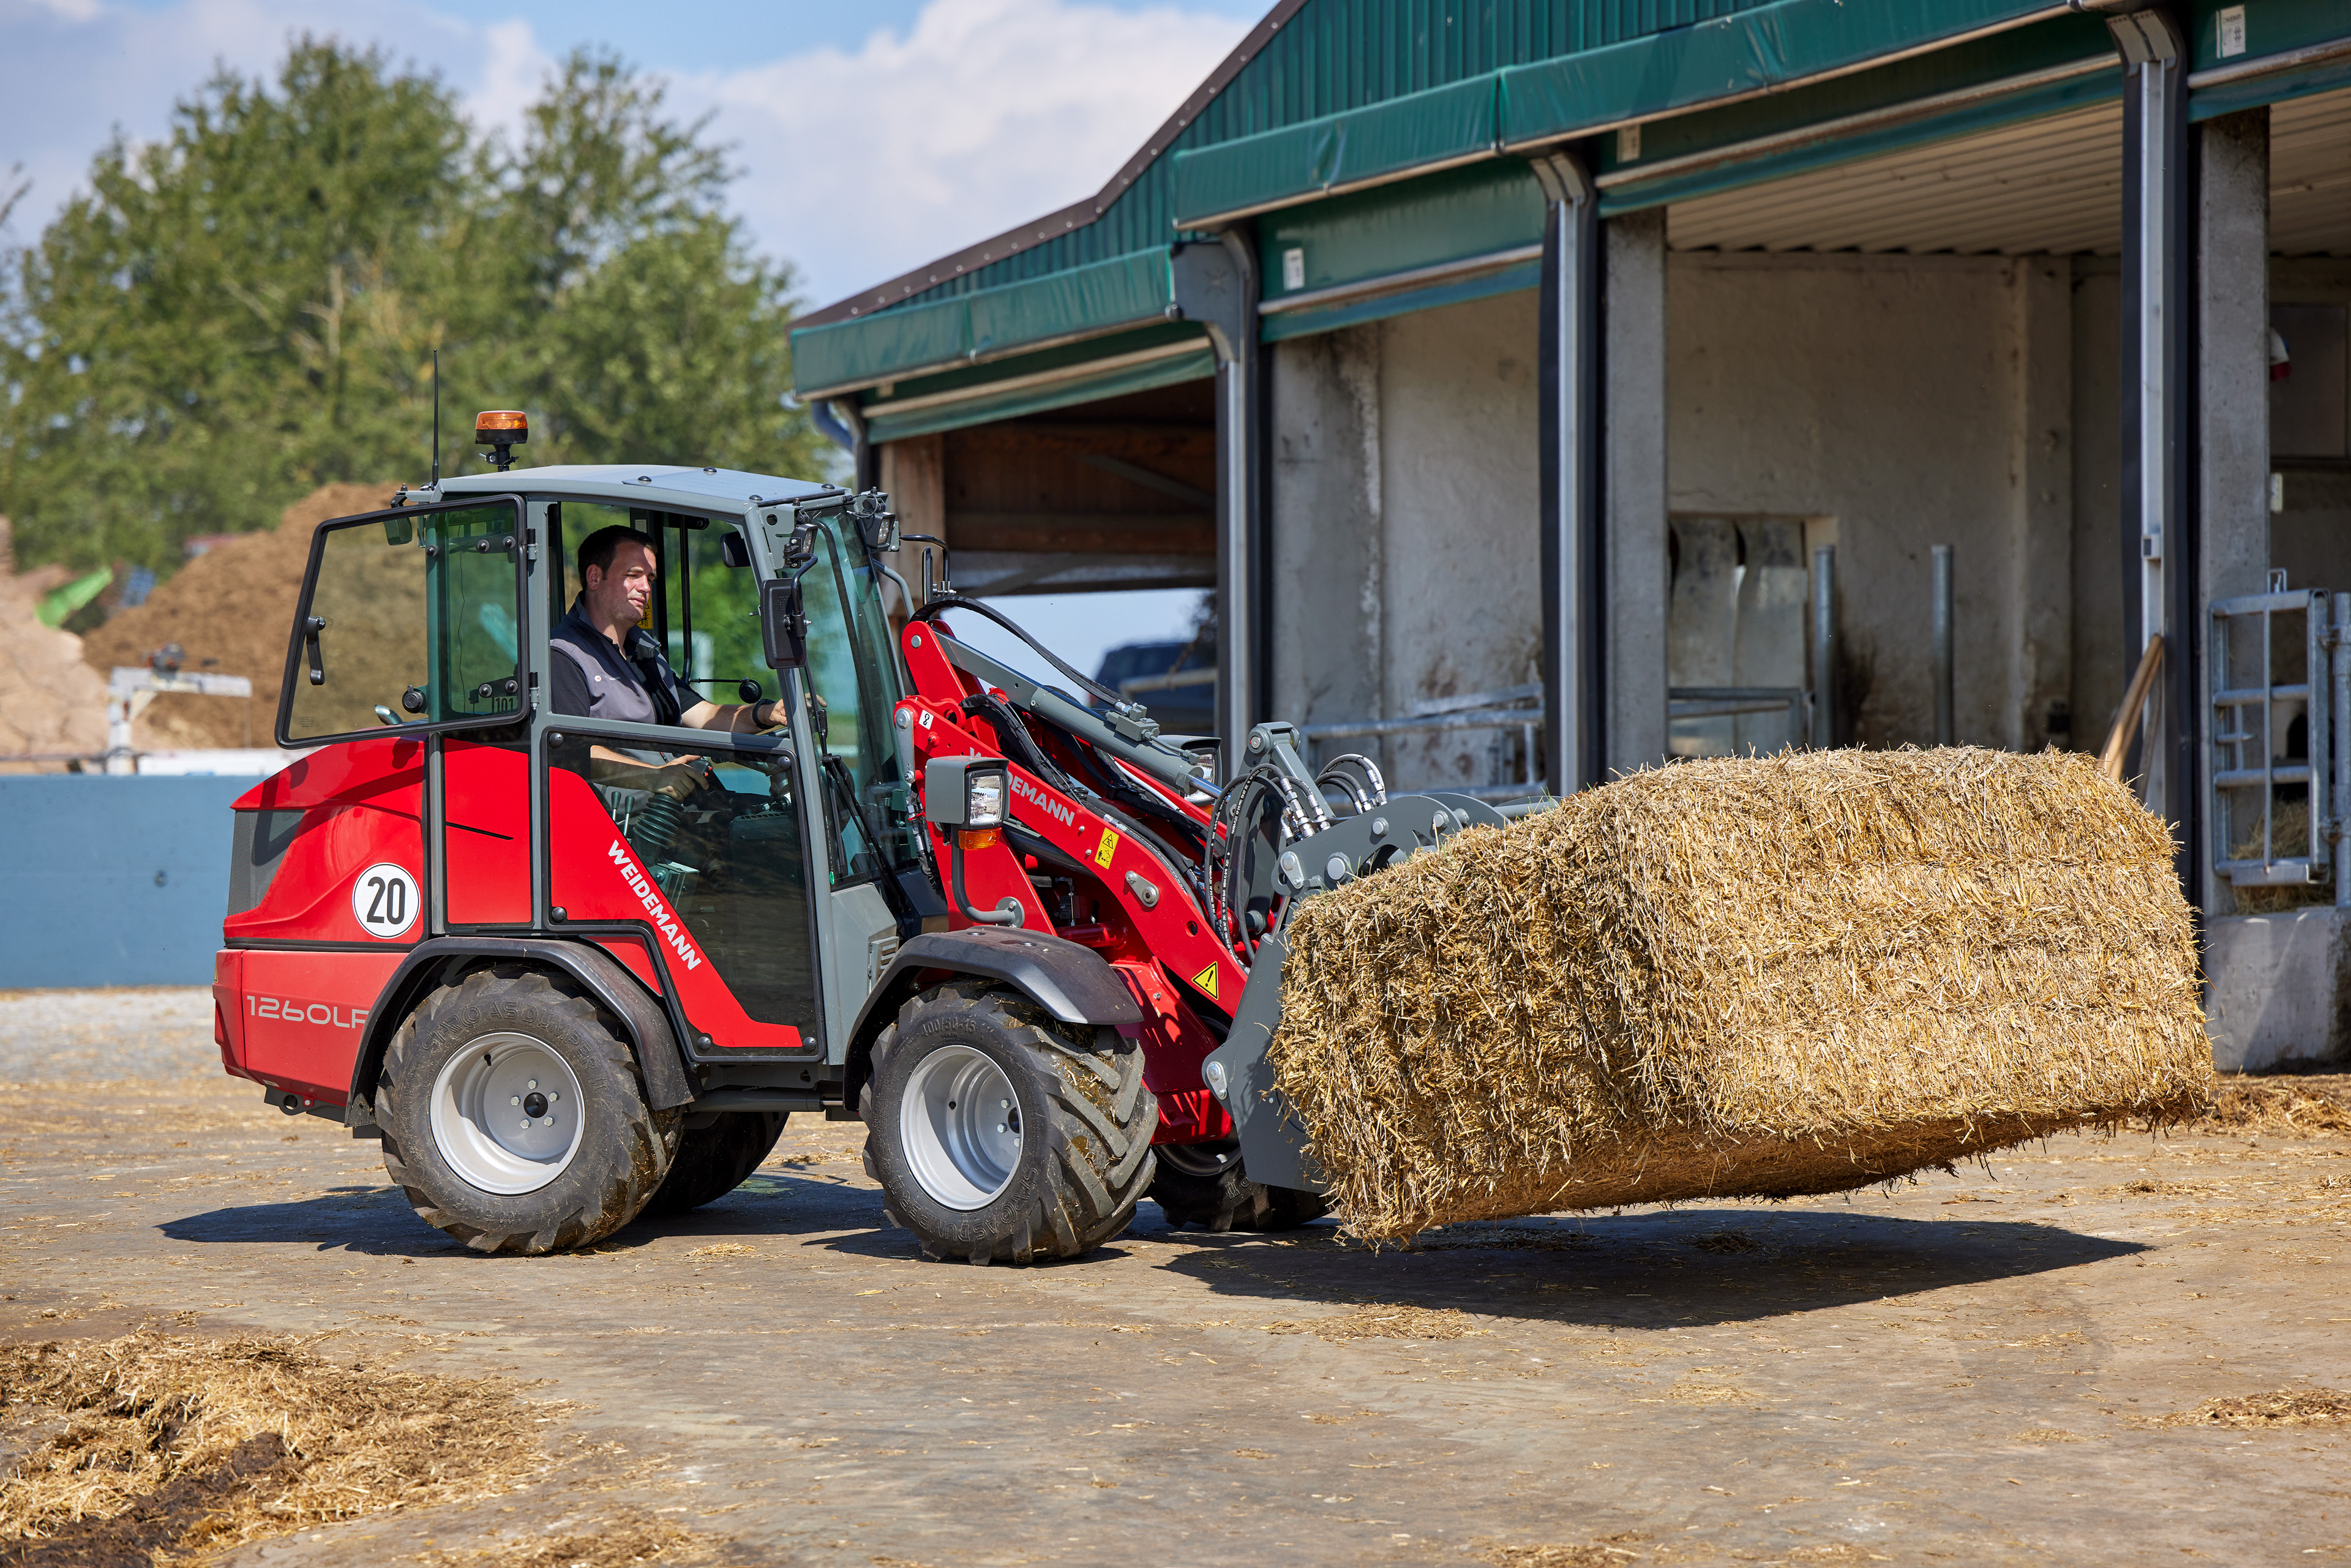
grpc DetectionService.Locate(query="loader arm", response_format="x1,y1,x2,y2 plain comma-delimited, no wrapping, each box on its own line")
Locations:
888,593,1506,1177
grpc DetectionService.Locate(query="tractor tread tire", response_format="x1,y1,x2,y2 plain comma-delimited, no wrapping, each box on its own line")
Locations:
1150,1143,1330,1233
860,982,1157,1265
641,1112,788,1218
377,964,680,1255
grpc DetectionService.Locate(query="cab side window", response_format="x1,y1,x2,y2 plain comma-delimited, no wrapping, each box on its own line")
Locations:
548,503,764,715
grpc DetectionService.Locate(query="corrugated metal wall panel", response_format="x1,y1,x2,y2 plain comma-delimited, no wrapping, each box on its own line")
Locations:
2271,86,2351,258
1667,101,2123,255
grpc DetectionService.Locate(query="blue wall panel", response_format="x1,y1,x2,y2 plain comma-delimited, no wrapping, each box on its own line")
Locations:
1,778,246,988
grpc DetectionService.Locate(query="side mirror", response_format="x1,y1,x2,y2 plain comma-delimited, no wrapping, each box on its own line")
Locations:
760,577,807,670
719,530,751,569
382,516,414,546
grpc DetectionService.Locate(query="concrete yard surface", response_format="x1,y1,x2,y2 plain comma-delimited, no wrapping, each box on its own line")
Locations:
3,990,2349,1566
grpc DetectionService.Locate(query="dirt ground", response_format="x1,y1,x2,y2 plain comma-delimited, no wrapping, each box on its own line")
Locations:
6,991,2351,1567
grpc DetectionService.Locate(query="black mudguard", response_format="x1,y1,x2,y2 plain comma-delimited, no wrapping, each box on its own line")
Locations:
841,927,1146,1112
345,936,697,1123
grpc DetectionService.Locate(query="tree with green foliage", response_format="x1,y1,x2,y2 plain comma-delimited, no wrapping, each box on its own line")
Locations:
0,39,827,576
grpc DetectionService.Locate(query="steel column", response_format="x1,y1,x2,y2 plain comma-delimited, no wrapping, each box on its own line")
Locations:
2111,6,2197,898
1531,151,1604,794
1174,233,1265,780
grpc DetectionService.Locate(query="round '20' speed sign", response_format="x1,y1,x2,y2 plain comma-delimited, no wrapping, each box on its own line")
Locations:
351,863,421,939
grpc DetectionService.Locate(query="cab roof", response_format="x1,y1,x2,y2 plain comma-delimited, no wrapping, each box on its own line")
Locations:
432,464,841,516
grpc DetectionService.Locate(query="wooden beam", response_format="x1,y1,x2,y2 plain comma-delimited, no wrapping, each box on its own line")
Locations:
946,512,1214,555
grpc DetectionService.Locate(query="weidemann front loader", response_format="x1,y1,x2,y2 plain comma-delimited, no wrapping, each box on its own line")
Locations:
213,413,1505,1260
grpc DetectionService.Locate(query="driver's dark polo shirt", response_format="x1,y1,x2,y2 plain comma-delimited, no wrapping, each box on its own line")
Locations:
549,598,692,735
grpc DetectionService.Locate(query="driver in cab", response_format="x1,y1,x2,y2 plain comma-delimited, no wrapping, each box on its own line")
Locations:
551,525,782,795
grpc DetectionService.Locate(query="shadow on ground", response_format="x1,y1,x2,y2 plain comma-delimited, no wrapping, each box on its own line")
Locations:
156,1168,885,1256
1144,1206,2147,1330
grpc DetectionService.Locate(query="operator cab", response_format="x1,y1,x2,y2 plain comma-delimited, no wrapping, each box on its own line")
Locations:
258,457,924,1073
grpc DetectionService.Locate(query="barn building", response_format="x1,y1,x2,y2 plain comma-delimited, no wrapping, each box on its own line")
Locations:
790,0,2351,1070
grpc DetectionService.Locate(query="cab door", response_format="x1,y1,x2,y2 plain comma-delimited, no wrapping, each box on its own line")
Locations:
538,502,819,1056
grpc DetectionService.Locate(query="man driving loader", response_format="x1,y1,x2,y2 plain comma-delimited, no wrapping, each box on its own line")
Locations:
550,524,783,792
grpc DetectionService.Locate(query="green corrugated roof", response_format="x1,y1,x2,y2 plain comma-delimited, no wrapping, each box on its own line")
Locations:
791,0,2351,401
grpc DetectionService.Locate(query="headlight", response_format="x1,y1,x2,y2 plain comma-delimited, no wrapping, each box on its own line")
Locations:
923,757,1011,828
966,770,1005,828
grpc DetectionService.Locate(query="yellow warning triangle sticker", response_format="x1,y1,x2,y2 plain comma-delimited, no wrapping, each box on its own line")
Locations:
1189,962,1221,1000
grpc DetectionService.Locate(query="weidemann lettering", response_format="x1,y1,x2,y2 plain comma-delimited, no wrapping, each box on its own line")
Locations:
1010,774,1076,827
606,839,705,970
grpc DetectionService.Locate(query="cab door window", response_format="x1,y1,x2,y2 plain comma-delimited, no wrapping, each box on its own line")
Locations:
797,512,915,886
282,500,523,746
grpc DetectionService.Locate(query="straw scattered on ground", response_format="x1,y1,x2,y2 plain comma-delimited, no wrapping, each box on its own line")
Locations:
1473,1536,1653,1567
1261,1305,1482,1343
0,1331,557,1562
415,1506,721,1567
2203,1074,2351,1135
2153,1388,2351,1429
1272,748,2213,1242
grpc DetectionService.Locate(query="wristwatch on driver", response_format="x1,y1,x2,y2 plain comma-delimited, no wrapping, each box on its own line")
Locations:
754,700,778,727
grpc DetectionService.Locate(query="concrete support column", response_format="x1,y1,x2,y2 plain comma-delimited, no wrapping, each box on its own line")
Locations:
1175,233,1265,775
1268,329,1382,736
1532,152,1605,793
2199,107,2273,916
2112,7,2196,896
2008,258,2075,753
1605,207,1670,775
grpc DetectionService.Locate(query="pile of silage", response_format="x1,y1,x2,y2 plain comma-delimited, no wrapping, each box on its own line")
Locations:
1269,746,2213,1242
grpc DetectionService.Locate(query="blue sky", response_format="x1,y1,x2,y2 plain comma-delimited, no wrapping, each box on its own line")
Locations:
2,0,1254,667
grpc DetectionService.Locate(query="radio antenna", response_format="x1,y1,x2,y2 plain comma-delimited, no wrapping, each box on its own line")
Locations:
431,348,441,488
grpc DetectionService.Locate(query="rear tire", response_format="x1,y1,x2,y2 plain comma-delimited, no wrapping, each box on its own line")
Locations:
377,965,681,1255
640,1111,787,1217
1149,1138,1329,1232
860,983,1157,1264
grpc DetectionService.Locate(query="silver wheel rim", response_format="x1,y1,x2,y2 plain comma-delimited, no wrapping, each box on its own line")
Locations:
899,1045,1021,1211
429,1032,585,1195
1158,1139,1239,1179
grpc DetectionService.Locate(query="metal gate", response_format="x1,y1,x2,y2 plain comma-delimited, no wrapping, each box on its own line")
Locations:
2208,579,2350,901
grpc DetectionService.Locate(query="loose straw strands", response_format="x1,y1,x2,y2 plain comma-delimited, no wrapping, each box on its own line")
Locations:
1269,747,2213,1242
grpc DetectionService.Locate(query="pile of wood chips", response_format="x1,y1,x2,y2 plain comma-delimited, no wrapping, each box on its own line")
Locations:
1271,747,2214,1242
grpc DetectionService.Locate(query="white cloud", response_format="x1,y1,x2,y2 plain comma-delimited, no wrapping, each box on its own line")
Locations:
0,0,530,242
0,0,1253,313
468,17,555,146
677,0,1250,307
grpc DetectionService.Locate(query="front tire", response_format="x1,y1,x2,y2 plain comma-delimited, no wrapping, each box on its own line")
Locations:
640,1111,787,1217
860,983,1157,1264
378,965,681,1255
1149,1138,1329,1232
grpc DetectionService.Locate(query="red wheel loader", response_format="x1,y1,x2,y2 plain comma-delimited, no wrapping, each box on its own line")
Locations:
214,423,1504,1259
